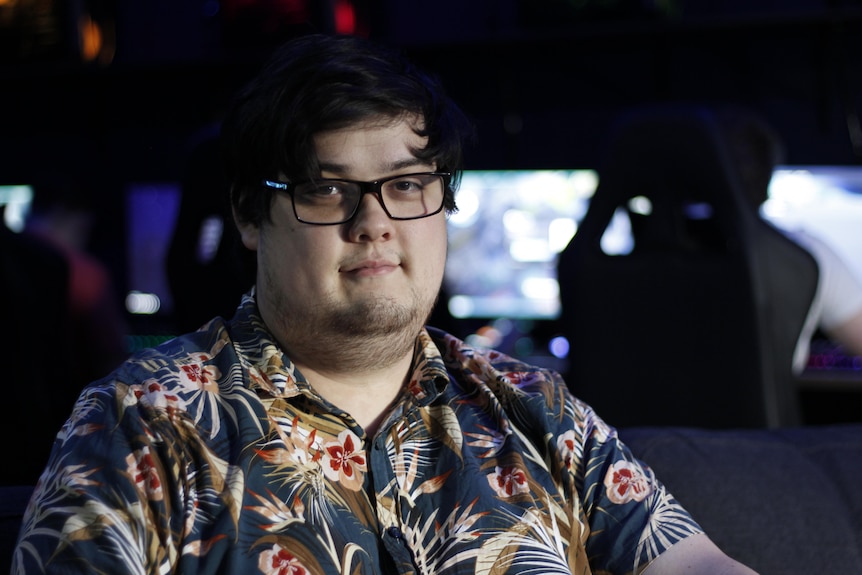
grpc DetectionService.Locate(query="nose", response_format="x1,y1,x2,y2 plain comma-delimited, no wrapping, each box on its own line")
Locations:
347,191,394,241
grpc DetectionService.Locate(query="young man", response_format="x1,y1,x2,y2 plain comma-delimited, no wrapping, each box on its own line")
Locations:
14,34,757,574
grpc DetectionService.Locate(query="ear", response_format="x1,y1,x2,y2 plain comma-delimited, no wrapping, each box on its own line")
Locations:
233,206,260,251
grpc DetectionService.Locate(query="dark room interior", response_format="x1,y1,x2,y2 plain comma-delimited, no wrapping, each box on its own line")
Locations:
3,2,862,574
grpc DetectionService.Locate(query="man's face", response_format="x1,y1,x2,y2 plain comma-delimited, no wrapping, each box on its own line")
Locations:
237,116,449,366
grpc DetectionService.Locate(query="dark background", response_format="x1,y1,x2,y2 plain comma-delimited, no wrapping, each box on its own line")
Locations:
2,0,862,333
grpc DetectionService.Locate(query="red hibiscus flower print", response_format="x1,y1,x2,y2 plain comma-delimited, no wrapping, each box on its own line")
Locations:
178,355,220,392
487,465,530,498
258,544,309,575
320,429,367,491
603,460,651,504
125,447,163,501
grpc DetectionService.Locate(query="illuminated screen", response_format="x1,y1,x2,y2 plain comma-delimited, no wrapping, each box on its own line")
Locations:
126,182,182,315
764,165,862,284
444,170,598,320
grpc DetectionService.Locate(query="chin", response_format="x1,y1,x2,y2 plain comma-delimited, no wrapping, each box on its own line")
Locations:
337,296,430,336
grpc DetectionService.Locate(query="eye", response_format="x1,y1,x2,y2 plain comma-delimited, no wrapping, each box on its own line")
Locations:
387,175,428,195
295,181,351,202
313,182,347,196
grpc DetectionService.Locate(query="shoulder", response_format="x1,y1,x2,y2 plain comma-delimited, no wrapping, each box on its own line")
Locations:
123,318,235,373
84,318,242,413
426,326,608,443
427,326,563,394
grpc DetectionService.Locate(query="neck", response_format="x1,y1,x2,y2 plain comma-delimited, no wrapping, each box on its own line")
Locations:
296,350,414,436
254,286,429,434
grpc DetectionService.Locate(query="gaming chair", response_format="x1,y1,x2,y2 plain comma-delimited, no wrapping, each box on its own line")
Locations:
556,104,819,428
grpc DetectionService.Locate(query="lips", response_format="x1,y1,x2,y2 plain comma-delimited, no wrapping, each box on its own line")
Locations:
341,258,400,275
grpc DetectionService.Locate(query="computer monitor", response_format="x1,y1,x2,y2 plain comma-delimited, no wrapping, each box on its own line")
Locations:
444,169,599,321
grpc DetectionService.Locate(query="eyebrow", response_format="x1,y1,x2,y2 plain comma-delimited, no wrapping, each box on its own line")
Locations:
318,157,432,176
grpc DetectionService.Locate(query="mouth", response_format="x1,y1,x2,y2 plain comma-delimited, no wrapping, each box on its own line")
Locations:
341,258,400,277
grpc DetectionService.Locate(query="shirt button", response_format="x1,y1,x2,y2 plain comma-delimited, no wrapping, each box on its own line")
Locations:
387,526,403,540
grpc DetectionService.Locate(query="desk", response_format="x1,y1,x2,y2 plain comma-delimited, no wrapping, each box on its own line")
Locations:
797,369,862,424
798,369,862,392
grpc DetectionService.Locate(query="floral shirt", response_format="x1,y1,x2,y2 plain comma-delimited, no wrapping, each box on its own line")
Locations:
14,293,701,575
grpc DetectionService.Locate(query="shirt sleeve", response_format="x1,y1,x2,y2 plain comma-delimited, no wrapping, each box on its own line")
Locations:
794,229,862,330
14,377,189,574
559,390,703,574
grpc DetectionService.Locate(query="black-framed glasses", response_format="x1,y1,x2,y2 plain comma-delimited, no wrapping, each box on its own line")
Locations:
262,172,451,225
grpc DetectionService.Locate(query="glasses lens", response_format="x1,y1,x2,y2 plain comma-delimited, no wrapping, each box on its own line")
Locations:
292,180,360,224
380,173,445,219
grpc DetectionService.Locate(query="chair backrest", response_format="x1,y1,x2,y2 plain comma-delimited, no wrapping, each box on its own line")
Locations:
556,104,818,428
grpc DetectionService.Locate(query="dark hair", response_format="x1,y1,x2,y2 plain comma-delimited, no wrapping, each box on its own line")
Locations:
713,106,786,208
222,33,473,226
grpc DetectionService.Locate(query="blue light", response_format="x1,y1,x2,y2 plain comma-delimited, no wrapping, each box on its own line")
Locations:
549,336,570,359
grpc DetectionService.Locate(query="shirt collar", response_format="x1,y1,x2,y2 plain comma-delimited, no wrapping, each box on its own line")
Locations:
226,290,305,398
404,328,451,406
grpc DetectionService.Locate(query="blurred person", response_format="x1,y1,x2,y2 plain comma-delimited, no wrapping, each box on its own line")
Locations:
0,205,73,486
716,107,862,372
14,34,757,574
24,175,129,389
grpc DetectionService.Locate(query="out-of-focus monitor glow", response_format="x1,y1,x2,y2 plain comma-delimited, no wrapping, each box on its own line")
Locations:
0,185,33,232
763,165,862,285
125,182,182,317
445,170,598,320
